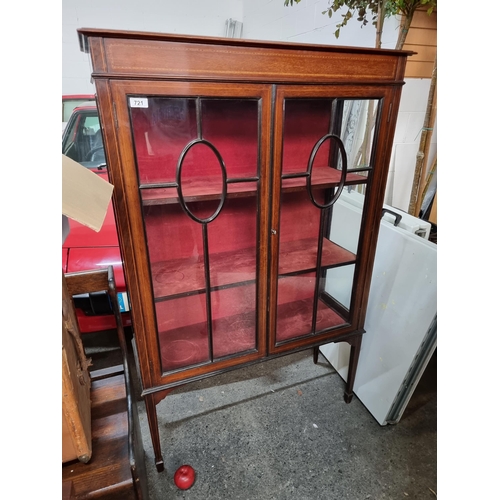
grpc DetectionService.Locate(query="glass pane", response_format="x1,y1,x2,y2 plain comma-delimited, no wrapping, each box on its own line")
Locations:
276,191,321,342
131,96,260,372
339,99,379,196
202,99,259,178
130,97,259,185
156,294,210,372
143,201,205,299
130,98,198,184
329,186,366,256
323,185,367,315
324,265,355,311
212,284,256,358
209,196,257,357
276,273,316,341
282,99,331,175
276,98,378,343
208,197,257,287
276,273,347,342
340,99,379,171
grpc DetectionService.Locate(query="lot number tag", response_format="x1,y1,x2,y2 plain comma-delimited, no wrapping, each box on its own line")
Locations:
130,97,148,108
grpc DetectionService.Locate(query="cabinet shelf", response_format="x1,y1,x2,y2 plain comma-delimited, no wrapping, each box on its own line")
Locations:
151,246,256,300
141,179,257,206
140,168,366,206
278,237,355,277
276,296,348,343
159,308,257,372
158,294,347,371
280,168,367,192
151,237,355,301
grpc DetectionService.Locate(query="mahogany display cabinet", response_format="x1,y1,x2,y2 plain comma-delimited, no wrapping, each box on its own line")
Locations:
78,28,411,472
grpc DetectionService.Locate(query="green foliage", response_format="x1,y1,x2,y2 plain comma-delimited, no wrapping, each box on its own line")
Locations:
284,0,436,39
392,0,436,16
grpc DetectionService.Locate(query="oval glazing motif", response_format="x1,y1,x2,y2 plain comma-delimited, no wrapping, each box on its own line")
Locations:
176,139,227,223
306,134,348,209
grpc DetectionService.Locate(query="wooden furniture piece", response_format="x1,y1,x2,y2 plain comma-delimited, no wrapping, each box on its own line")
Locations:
62,267,148,500
77,28,411,472
62,480,75,500
62,270,92,464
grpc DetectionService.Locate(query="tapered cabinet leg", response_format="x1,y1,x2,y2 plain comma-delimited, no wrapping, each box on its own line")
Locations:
344,335,362,404
313,346,320,364
144,393,165,472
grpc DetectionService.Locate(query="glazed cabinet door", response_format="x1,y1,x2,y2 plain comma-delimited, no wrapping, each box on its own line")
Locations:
268,86,395,354
104,81,272,388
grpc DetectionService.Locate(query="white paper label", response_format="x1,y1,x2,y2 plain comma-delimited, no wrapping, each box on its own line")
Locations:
129,97,148,108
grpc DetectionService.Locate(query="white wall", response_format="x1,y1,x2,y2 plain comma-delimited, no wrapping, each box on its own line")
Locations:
242,0,399,48
62,0,435,213
387,79,437,211
62,0,243,94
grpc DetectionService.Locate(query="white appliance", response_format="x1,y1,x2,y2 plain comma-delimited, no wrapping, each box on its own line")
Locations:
320,190,437,425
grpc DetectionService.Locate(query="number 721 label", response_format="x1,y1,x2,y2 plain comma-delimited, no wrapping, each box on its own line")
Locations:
129,97,148,108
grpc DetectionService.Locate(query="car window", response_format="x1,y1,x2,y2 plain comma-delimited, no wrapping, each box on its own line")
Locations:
62,98,95,122
83,115,100,134
62,113,82,161
62,110,105,167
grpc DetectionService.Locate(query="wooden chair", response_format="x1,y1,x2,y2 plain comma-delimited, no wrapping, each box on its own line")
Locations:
62,266,148,500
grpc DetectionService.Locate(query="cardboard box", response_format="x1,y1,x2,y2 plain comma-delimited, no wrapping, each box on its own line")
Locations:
62,154,114,463
62,154,114,243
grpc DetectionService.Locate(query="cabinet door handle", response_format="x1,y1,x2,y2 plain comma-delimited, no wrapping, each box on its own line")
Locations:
271,229,277,235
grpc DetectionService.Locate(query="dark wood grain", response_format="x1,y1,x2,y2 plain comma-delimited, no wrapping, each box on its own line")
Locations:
78,28,411,84
62,480,75,500
61,374,138,499
79,27,414,57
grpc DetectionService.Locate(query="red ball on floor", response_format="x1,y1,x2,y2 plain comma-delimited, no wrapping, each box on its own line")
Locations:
174,464,196,490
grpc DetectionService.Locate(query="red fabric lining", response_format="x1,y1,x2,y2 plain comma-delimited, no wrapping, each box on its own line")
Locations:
134,97,356,373
157,284,257,371
131,98,259,184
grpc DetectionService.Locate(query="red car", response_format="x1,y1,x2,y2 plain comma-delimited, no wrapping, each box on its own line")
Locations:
62,101,131,333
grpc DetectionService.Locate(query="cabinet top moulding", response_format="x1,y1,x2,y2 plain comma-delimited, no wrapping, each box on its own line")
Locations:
77,28,414,85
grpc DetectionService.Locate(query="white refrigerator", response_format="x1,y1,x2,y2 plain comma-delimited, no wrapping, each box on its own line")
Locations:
320,190,437,425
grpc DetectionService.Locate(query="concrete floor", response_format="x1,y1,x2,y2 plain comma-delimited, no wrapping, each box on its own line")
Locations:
87,334,437,499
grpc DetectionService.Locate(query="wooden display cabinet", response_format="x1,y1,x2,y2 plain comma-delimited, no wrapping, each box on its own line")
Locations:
78,28,411,472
